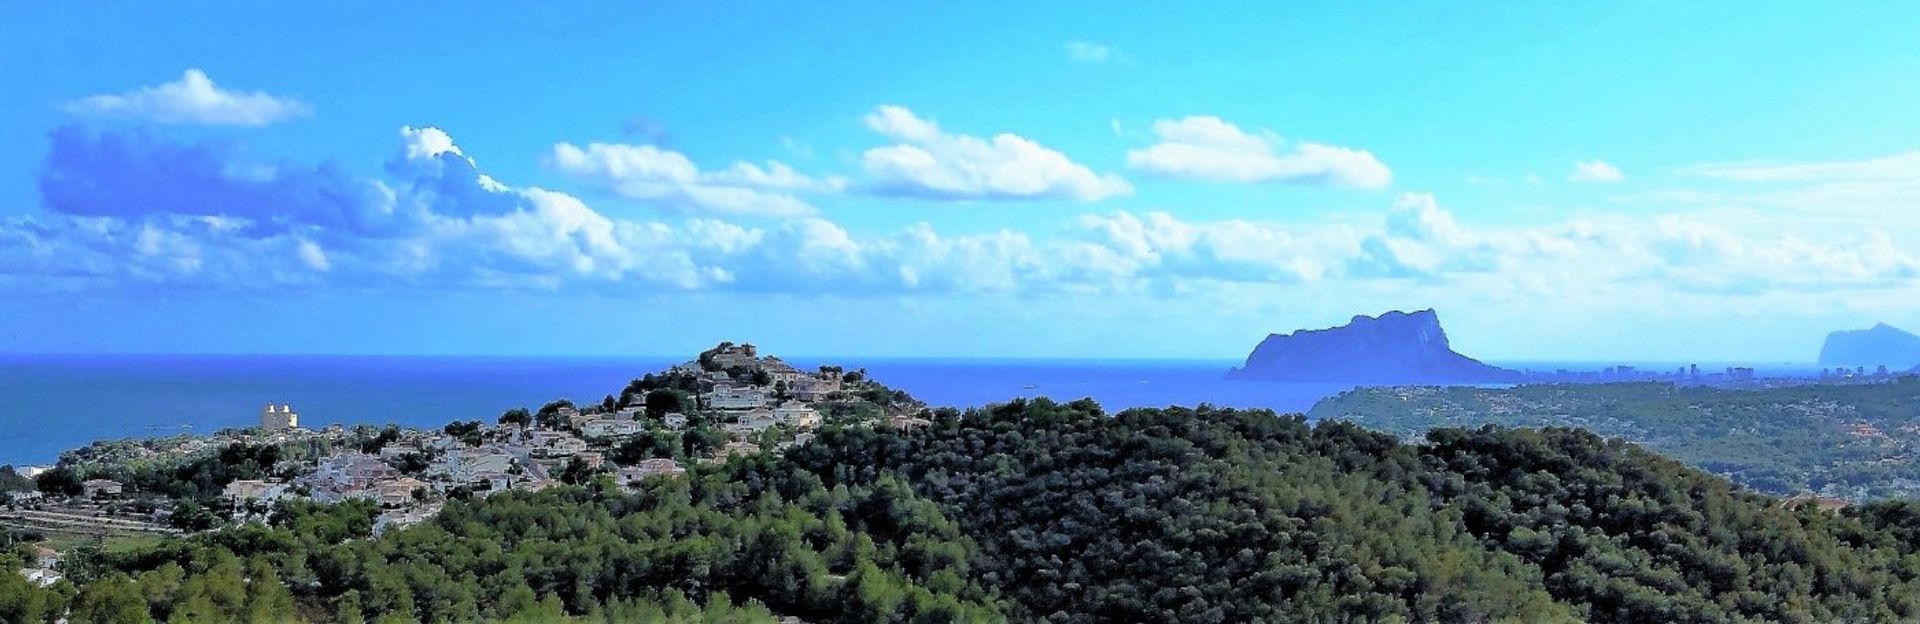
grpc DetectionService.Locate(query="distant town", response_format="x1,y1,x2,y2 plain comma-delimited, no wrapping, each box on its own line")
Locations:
1515,363,1908,387
0,342,931,588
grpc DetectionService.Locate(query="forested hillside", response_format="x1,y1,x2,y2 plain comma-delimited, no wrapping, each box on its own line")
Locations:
14,398,1920,622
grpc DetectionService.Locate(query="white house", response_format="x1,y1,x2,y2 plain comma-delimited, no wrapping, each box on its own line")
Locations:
582,419,646,440
705,386,768,410
21,567,62,588
662,412,689,429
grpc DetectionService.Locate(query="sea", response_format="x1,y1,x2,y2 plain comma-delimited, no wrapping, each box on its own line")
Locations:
0,354,1828,466
0,355,1354,465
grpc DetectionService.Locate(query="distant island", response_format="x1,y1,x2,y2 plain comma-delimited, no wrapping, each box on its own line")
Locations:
1226,309,1520,383
1820,322,1920,370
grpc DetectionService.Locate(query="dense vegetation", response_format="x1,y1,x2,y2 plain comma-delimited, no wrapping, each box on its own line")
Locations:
1309,378,1920,498
16,397,1920,622
6,455,998,623
792,399,1920,622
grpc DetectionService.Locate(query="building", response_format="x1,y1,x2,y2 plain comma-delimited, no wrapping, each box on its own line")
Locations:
582,419,646,440
466,471,517,493
739,408,779,432
259,403,300,431
710,343,759,368
378,444,423,463
313,453,399,490
790,374,842,401
528,431,588,458
562,407,606,430
428,448,516,483
815,369,844,391
774,401,821,429
375,477,431,507
82,479,124,499
889,414,932,432
21,567,61,588
30,546,59,570
705,386,769,410
762,359,809,384
223,479,288,503
373,504,441,536
618,458,685,485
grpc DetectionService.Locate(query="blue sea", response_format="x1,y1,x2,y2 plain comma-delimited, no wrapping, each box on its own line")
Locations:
0,355,1356,465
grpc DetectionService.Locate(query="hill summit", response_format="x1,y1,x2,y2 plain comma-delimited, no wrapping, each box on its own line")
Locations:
1227,309,1518,383
1819,323,1920,369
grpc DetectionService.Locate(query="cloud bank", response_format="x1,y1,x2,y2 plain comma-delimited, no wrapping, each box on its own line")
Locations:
3,121,1914,310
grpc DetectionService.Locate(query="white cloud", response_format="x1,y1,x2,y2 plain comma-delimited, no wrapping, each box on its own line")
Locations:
1649,151,1920,218
860,105,1132,201
1689,152,1920,183
10,123,1917,310
1568,159,1625,183
1065,40,1117,62
550,141,843,218
296,239,331,271
1126,116,1391,189
64,69,310,127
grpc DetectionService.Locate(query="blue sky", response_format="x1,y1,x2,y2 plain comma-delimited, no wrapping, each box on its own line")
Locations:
2,3,1918,361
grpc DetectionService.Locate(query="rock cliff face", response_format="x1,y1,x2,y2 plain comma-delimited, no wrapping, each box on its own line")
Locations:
1819,323,1920,369
1227,310,1519,383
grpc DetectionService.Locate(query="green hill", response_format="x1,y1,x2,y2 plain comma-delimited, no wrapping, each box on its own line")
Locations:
13,398,1920,623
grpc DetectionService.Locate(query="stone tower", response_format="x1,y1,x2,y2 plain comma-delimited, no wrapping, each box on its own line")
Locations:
260,403,300,431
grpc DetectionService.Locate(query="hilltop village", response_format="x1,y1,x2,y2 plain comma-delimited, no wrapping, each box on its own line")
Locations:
1,343,930,586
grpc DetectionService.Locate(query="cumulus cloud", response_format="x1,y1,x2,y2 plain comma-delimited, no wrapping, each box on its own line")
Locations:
1065,41,1117,62
6,124,1915,306
1568,160,1625,183
63,69,310,127
1125,116,1392,189
550,141,842,218
860,105,1132,201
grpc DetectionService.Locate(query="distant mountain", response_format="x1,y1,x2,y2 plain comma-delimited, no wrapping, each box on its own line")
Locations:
1227,309,1519,383
1819,323,1920,369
